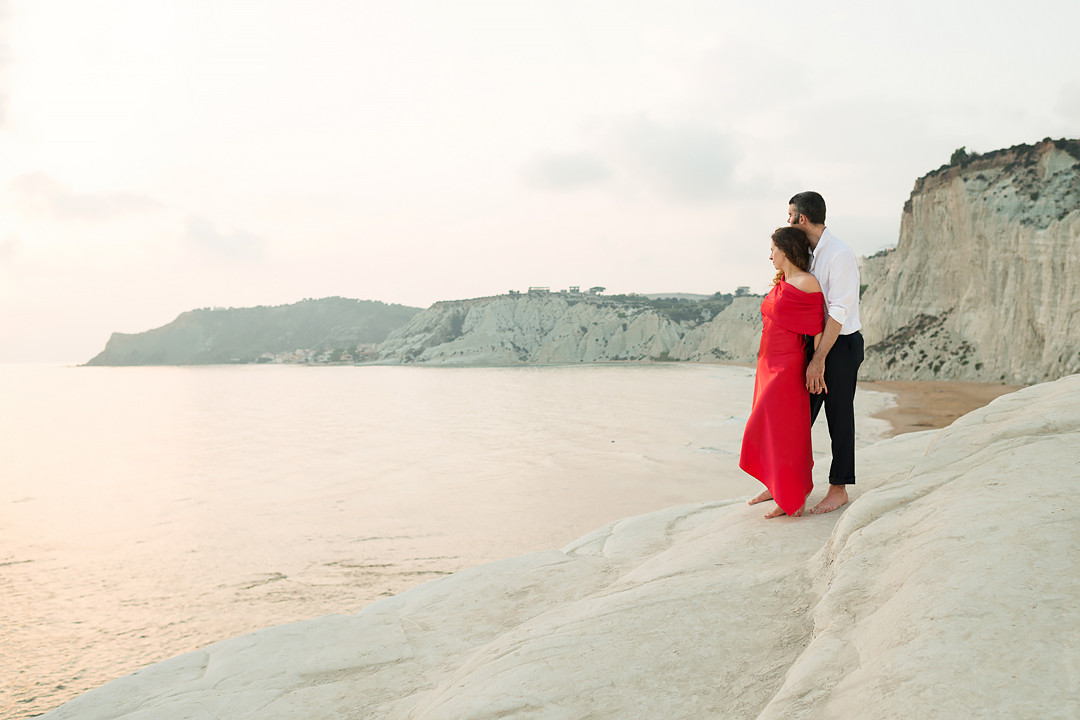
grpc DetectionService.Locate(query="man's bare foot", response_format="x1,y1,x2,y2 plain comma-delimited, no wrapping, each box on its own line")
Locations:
811,485,849,514
764,504,803,519
748,490,773,506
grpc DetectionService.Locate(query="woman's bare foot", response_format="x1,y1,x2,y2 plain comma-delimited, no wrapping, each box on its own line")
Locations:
748,490,773,506
764,504,803,519
811,485,849,514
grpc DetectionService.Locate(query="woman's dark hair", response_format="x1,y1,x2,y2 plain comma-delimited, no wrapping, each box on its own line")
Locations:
771,226,812,285
788,191,826,225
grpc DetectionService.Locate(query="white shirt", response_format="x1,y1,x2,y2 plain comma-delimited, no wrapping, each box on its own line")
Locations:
810,227,861,335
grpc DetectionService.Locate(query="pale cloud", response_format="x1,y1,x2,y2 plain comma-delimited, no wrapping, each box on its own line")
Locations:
525,117,742,204
185,216,265,262
1056,83,1080,124
0,232,17,263
614,116,740,204
521,151,612,192
0,0,10,127
7,172,161,222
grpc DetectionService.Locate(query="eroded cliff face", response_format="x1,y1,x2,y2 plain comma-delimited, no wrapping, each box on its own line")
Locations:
375,294,764,365
860,139,1080,384
671,296,763,362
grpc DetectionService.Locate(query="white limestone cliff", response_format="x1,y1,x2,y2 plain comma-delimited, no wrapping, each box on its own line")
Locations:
669,295,763,362
375,294,762,365
860,139,1080,384
42,375,1080,719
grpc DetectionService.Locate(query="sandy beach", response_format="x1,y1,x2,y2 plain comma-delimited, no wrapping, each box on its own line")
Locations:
863,379,1023,436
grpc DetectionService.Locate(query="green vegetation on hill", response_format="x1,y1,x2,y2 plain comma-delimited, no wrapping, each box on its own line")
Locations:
933,137,1080,177
85,297,421,366
596,292,741,326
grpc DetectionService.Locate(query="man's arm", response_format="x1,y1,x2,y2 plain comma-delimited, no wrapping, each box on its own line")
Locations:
808,243,859,394
806,316,842,394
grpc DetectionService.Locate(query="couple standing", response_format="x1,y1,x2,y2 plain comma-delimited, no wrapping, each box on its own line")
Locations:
739,191,864,518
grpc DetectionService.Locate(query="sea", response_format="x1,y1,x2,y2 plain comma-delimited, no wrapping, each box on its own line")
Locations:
0,363,892,719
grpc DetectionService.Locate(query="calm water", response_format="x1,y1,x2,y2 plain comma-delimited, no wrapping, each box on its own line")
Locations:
0,364,890,718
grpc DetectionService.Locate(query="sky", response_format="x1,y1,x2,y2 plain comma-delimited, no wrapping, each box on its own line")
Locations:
1,1,1078,363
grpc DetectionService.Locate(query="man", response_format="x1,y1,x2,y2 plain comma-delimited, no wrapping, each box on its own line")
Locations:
788,191,863,514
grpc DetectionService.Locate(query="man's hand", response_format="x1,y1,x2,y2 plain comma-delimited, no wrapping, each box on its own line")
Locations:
806,357,827,394
807,317,842,394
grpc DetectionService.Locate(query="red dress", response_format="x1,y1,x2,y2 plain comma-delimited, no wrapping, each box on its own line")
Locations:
739,280,826,516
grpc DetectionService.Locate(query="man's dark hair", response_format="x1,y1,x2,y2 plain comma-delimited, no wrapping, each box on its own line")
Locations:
789,191,826,225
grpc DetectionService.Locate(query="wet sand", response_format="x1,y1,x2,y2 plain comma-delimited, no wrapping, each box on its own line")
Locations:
863,380,1024,437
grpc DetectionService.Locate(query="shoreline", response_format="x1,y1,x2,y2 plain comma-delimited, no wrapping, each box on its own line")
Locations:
862,379,1023,437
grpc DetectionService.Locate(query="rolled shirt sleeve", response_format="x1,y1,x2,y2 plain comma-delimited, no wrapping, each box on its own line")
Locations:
810,228,862,335
825,250,859,328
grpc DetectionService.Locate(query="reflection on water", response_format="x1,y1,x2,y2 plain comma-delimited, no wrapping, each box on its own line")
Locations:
1,363,761,718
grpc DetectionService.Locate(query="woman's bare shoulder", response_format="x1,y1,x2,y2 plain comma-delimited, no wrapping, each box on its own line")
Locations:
787,272,822,294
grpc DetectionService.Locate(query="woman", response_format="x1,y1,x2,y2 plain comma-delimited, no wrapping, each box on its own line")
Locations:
740,226,826,518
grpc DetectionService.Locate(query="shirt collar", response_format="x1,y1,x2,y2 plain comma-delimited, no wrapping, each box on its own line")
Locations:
814,227,832,254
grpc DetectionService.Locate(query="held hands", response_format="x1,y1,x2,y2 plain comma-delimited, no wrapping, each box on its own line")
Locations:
806,359,828,394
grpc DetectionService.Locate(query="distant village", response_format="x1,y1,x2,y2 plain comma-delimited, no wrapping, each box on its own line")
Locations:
512,285,753,299
511,285,606,297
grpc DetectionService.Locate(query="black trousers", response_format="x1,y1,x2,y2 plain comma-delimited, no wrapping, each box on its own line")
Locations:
809,331,864,485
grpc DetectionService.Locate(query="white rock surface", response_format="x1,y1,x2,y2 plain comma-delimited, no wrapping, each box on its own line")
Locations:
43,376,1080,719
375,294,761,366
